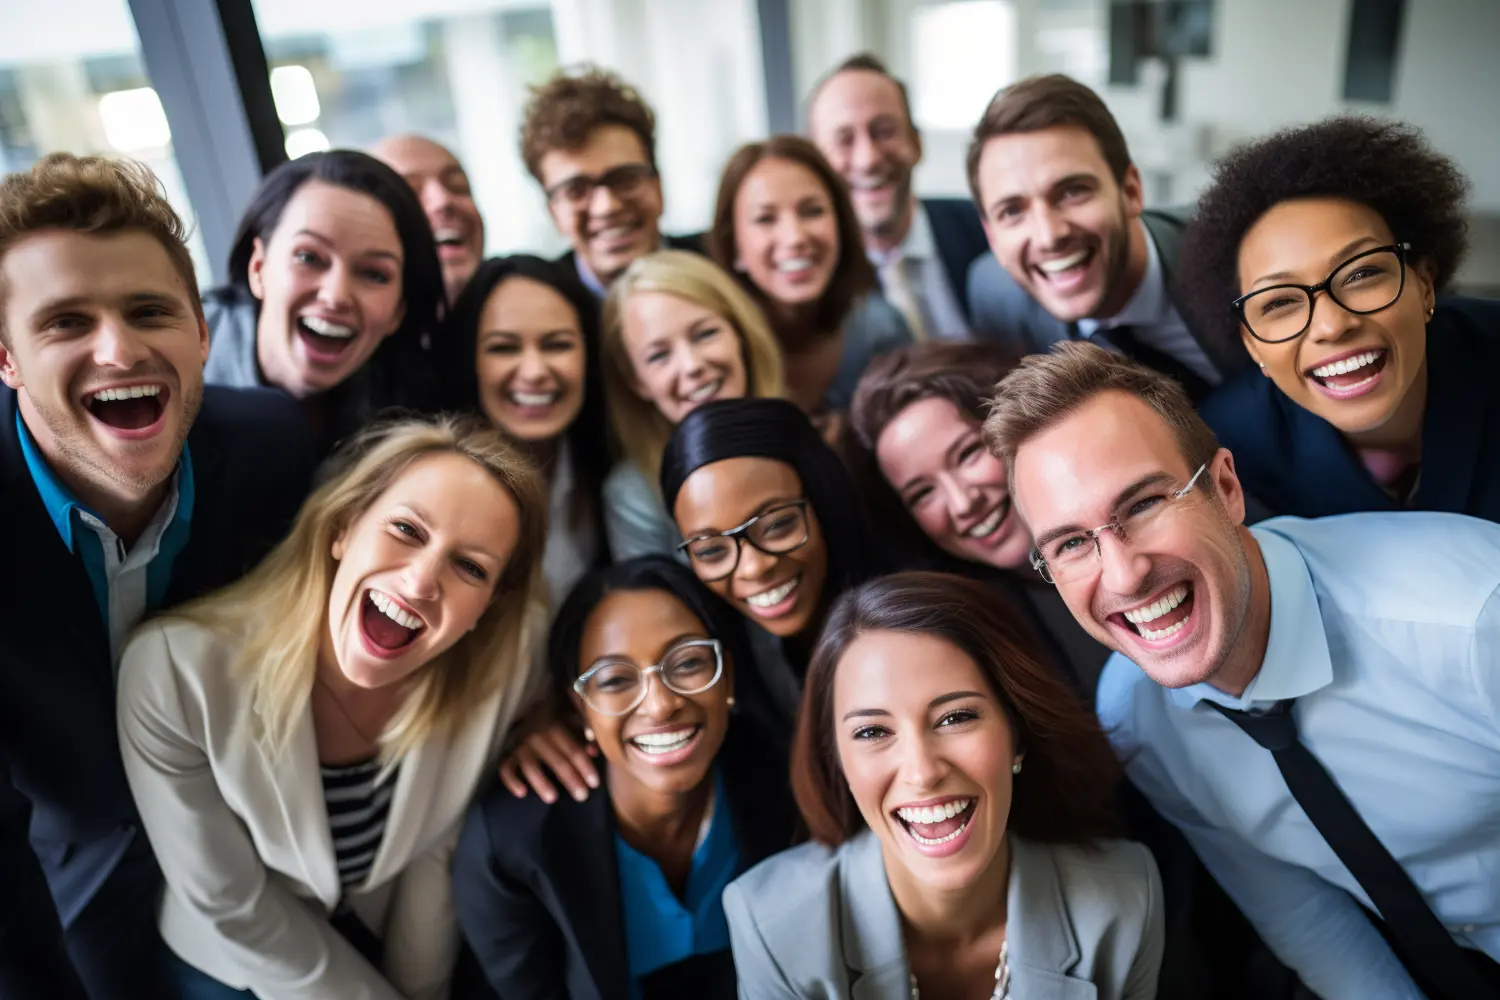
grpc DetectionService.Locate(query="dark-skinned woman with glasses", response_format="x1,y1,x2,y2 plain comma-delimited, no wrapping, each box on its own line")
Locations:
451,556,797,1000
1182,116,1500,522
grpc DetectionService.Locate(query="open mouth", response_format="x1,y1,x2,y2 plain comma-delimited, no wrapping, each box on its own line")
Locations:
508,389,562,410
1033,246,1095,292
1306,348,1388,399
627,725,702,763
743,573,801,619
589,222,643,253
359,589,426,658
297,316,358,363
963,496,1013,541
1115,582,1194,643
680,379,724,406
894,797,976,849
86,383,168,434
774,256,819,282
433,227,470,257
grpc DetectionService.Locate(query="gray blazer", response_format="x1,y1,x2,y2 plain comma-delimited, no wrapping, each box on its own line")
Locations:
601,460,681,561
724,829,1163,1000
831,294,914,412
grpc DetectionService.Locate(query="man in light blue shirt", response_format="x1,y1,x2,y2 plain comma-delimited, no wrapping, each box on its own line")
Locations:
985,341,1500,1000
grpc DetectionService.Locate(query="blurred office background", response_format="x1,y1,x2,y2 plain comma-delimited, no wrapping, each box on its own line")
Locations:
3,0,1496,293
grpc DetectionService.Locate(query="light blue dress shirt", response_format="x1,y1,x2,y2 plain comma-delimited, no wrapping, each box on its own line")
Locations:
1097,512,1500,1000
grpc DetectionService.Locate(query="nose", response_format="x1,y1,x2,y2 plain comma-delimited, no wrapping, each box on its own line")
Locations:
850,132,881,174
939,472,983,522
1305,289,1361,344
515,346,549,382
634,669,686,721
734,539,776,583
422,180,454,216
317,262,354,310
674,340,707,378
776,214,809,251
1030,202,1069,252
400,549,443,602
897,731,946,791
1097,528,1151,597
586,181,624,221
91,314,152,370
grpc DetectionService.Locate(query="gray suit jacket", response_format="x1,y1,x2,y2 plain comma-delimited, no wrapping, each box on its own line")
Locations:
724,829,1163,1000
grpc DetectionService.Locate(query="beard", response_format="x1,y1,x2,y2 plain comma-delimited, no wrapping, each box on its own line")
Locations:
1089,200,1137,320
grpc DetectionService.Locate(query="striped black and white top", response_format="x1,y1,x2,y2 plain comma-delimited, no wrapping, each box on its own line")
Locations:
321,758,399,888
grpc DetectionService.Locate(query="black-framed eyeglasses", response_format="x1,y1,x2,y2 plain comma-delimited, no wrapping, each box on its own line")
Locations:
676,500,810,582
1232,243,1411,344
544,163,658,209
1029,464,1207,585
573,638,724,716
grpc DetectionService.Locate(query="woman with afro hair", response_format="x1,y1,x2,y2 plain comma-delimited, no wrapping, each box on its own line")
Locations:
1182,116,1500,522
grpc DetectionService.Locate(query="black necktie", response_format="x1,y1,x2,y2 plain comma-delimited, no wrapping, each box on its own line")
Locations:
1098,325,1213,403
1208,700,1490,1000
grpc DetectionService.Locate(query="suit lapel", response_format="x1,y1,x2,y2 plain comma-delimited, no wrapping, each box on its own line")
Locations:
1273,389,1397,515
720,723,797,865
1415,314,1484,513
163,414,225,606
1006,838,1097,1000
838,831,911,1000
1148,210,1243,378
546,790,630,1000
253,705,340,907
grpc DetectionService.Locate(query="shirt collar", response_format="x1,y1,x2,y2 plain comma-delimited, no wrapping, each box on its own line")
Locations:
573,253,606,300
1170,525,1334,710
15,408,195,552
867,201,935,269
1076,218,1168,338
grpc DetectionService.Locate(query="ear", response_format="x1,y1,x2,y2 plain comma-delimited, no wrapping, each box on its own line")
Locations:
1208,446,1248,527
1239,333,1266,374
197,314,211,365
0,340,21,391
247,236,269,301
1412,255,1438,314
331,527,347,562
1119,164,1145,219
910,125,924,165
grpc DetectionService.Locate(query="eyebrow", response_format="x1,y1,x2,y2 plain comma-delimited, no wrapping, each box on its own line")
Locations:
1031,471,1175,549
294,228,402,263
30,290,185,321
841,689,988,722
681,495,801,540
480,327,579,341
586,632,710,668
985,171,1095,217
1251,236,1385,287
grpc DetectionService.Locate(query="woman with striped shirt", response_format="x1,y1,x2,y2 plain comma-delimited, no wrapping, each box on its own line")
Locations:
118,416,550,1000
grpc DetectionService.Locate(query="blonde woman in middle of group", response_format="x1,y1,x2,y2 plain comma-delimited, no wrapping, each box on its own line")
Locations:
117,416,550,1000
600,249,786,559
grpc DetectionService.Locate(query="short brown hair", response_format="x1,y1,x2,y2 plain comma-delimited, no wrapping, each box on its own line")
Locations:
965,74,1132,207
791,571,1121,847
806,52,915,133
849,341,1019,452
519,66,658,183
983,341,1218,477
0,153,201,341
708,135,876,336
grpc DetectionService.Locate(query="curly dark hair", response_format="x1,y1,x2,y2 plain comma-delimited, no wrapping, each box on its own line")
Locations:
1178,116,1470,354
519,66,657,183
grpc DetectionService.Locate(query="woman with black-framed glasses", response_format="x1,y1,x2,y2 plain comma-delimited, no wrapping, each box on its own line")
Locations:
451,556,798,1000
1181,116,1500,522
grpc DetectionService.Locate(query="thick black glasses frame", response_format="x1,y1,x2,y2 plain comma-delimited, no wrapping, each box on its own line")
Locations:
676,500,811,582
1231,243,1411,344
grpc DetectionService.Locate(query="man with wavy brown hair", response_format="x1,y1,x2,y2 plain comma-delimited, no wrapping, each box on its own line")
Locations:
0,154,312,999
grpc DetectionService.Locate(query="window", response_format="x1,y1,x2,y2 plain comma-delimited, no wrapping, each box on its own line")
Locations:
911,0,1018,132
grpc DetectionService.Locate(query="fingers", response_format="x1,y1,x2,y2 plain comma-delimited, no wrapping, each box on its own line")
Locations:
531,726,599,802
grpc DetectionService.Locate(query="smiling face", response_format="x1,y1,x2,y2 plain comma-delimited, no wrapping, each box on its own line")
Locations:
474,275,586,444
673,456,829,639
1011,391,1258,690
575,587,733,796
620,290,749,424
1236,197,1435,440
325,451,521,690
248,179,407,399
0,228,207,510
807,68,921,245
876,398,1030,570
732,157,841,311
835,629,1018,894
373,135,485,303
539,125,664,286
976,126,1142,323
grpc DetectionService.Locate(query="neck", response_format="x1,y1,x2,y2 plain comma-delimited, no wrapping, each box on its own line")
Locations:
887,832,1011,944
865,198,916,256
1095,216,1150,321
608,767,713,862
1346,356,1428,461
1209,527,1272,698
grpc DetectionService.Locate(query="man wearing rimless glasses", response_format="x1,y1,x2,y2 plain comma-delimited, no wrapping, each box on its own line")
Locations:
985,341,1500,1000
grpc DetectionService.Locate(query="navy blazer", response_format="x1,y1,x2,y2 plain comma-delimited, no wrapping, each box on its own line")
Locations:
921,196,991,322
1201,297,1500,522
452,721,798,1000
0,386,314,1000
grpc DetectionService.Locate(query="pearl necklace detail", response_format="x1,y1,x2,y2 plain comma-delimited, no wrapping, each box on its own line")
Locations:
909,941,1011,999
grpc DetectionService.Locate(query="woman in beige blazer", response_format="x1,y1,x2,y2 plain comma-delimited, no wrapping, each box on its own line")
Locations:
724,572,1163,1000
118,416,549,1000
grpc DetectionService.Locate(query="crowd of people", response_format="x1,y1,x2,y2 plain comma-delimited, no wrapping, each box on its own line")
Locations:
0,48,1496,1000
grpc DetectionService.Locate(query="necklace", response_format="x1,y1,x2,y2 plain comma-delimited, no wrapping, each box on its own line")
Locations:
314,674,381,747
909,941,1010,1000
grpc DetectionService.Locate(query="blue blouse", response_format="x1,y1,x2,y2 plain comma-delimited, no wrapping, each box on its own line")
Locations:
613,771,740,997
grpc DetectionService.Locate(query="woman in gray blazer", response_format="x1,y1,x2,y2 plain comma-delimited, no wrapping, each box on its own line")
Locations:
724,572,1163,1000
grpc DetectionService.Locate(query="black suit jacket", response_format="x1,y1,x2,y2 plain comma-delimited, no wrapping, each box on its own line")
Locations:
920,196,991,322
453,722,798,1000
0,385,314,1000
555,232,707,302
1201,297,1500,522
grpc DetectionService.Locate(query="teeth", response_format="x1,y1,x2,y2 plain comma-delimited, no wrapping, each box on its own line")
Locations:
895,798,973,824
1139,618,1187,641
1037,250,1090,273
510,391,559,407
965,505,1005,538
630,728,697,754
368,590,424,630
745,577,798,608
595,225,636,241
433,227,464,245
776,257,814,273
301,316,356,338
683,380,722,403
1123,584,1189,625
1311,350,1382,379
91,384,163,402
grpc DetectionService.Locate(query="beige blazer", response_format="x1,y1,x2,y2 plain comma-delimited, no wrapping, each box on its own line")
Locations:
118,617,532,1000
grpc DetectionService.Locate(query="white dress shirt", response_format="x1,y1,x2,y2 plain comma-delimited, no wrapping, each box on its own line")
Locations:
1097,512,1500,1000
868,203,972,342
1077,220,1220,386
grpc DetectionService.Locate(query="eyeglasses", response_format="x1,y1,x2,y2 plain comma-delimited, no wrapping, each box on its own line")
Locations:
676,501,810,583
544,163,658,209
573,638,724,716
1232,243,1411,344
1029,464,1207,584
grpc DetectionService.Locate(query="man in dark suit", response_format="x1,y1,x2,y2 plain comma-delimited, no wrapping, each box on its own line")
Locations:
518,66,704,301
0,154,313,999
806,53,990,342
964,74,1245,400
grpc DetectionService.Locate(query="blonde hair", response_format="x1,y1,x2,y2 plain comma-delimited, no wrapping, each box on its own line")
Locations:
983,341,1219,476
600,250,785,481
0,153,201,341
165,415,550,763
